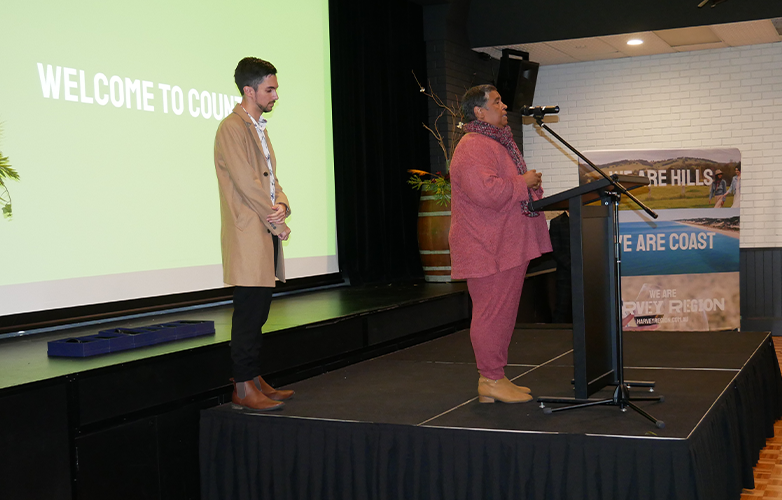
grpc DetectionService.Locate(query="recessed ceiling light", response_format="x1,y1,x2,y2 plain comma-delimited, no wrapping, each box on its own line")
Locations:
627,39,644,46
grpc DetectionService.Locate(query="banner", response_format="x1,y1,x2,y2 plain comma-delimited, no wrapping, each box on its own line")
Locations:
579,148,741,331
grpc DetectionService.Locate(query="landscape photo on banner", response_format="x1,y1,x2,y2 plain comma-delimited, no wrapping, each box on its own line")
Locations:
578,148,741,331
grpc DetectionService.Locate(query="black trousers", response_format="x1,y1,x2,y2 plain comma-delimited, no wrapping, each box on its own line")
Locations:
230,236,278,382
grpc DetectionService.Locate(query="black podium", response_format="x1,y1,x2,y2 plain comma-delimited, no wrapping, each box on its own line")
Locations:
530,175,649,399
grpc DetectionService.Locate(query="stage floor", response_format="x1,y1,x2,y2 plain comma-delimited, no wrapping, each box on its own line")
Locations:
212,328,762,437
201,328,782,500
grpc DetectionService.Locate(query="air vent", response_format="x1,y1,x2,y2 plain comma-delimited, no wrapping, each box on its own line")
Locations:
655,26,721,47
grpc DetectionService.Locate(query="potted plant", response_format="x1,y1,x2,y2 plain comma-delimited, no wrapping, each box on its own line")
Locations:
408,73,464,282
0,125,19,220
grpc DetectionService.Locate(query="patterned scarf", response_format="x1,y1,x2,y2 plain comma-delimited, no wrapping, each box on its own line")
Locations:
463,120,542,217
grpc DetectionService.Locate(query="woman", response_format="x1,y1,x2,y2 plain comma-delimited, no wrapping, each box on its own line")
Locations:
709,169,727,208
449,85,552,403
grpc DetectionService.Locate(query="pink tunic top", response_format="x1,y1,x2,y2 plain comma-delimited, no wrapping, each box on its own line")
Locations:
448,132,552,279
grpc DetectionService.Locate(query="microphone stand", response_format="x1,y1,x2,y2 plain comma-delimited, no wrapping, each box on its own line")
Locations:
530,110,666,428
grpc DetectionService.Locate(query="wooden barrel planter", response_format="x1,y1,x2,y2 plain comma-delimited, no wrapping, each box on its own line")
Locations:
417,194,451,282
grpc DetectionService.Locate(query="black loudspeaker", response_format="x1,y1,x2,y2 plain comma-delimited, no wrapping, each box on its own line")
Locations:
496,49,539,112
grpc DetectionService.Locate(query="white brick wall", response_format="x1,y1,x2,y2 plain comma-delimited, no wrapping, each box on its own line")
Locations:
524,42,782,248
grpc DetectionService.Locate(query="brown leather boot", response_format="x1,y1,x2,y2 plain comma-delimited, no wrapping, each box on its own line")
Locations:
478,376,533,403
253,375,295,401
232,379,284,412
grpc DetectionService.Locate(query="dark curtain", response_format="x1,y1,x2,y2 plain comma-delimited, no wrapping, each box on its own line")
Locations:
329,0,429,285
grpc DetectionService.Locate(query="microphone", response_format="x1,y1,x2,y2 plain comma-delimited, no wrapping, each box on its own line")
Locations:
520,105,560,117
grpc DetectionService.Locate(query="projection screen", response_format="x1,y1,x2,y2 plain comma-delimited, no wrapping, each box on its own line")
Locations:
0,0,338,317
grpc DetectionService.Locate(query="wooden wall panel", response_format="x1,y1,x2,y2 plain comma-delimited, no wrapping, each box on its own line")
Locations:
741,248,782,335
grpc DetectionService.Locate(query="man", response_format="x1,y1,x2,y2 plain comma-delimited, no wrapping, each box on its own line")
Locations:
448,84,552,403
214,57,294,411
727,164,741,208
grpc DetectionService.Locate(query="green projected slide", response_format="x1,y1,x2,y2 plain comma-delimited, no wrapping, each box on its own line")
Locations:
0,0,337,317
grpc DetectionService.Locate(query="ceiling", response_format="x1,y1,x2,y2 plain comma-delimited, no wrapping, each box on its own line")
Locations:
475,18,782,66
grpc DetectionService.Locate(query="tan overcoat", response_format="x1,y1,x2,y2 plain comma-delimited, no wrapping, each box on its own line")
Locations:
214,104,290,287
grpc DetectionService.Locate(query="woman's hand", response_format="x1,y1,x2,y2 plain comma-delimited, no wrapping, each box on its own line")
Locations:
523,170,542,190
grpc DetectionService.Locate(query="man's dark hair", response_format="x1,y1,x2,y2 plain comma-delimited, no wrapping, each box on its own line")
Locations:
461,84,496,122
234,57,277,95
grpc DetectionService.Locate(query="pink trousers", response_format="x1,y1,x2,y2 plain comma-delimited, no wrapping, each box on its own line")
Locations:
466,264,528,380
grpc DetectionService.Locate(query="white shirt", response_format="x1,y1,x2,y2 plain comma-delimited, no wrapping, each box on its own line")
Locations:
242,106,276,205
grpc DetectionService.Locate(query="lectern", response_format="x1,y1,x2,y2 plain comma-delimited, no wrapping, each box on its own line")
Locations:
530,175,649,399
531,174,665,427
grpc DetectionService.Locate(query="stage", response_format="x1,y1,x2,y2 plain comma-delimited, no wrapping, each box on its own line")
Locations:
0,282,471,500
200,328,782,500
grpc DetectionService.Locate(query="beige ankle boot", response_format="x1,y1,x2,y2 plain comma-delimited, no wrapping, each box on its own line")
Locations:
478,376,533,403
502,377,531,393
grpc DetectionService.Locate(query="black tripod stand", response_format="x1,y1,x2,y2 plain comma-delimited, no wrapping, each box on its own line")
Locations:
529,111,666,428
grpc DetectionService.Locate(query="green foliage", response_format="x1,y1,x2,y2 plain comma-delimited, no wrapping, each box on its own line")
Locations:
407,170,451,206
0,126,19,220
